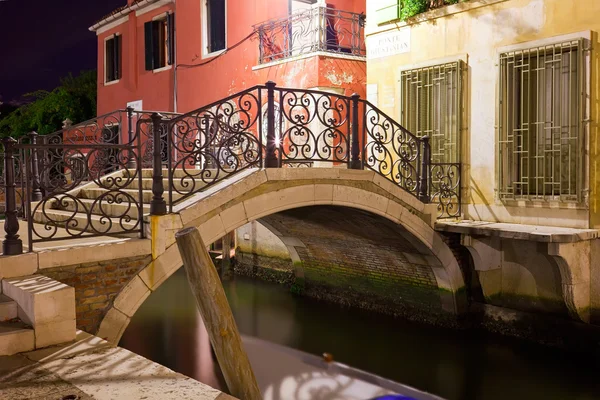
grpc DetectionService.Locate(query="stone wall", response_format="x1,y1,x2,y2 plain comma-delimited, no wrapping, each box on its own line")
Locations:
41,255,152,334
236,207,449,320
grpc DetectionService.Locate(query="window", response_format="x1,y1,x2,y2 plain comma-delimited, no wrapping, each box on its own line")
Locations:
399,61,463,164
203,0,226,55
498,40,585,201
105,34,122,82
375,0,399,25
144,14,174,71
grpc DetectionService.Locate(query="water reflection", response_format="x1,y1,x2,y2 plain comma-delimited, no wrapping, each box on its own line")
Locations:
120,269,600,400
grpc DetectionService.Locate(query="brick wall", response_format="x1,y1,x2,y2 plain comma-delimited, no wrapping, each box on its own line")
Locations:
42,255,152,334
238,206,446,316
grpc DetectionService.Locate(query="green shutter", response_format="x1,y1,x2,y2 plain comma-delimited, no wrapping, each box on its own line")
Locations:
375,0,399,24
144,21,154,71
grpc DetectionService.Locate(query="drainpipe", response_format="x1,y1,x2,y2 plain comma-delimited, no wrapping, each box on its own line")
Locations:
173,1,178,113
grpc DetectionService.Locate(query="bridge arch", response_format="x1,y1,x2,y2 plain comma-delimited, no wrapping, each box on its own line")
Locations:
98,168,466,344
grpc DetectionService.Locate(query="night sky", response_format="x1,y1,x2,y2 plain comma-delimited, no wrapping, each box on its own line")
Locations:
0,0,123,103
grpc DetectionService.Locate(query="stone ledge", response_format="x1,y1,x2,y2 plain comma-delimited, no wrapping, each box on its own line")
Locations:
435,220,599,243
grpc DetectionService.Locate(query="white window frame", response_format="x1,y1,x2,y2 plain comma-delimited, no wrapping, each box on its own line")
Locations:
201,0,227,59
104,33,121,86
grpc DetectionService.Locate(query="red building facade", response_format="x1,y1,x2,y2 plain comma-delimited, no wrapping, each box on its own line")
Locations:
91,0,366,117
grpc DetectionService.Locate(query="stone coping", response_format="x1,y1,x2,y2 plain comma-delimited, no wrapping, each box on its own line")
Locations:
0,238,152,280
435,220,600,243
0,330,234,400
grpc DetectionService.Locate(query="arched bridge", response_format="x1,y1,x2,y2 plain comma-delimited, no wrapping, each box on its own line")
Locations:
0,83,593,349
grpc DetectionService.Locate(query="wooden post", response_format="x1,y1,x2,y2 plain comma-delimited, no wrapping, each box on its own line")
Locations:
175,227,261,400
221,233,233,281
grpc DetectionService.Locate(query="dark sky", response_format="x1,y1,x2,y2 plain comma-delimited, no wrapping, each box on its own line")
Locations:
0,0,123,103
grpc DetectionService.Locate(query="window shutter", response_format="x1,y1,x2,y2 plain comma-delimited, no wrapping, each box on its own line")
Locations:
144,21,154,70
167,13,175,65
114,35,121,80
375,0,399,24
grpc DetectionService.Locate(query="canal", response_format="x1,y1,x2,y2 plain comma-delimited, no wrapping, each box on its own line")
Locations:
120,268,600,400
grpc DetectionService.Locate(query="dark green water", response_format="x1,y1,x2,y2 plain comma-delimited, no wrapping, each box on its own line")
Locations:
120,269,600,400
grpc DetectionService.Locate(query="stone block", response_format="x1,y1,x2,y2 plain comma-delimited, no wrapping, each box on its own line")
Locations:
332,185,389,215
198,215,227,245
266,167,340,181
314,184,334,203
0,326,34,356
2,275,75,327
0,294,17,321
38,239,151,269
96,307,130,345
338,168,374,181
113,275,151,318
0,253,38,280
35,319,76,348
219,202,248,233
138,245,182,291
243,185,316,221
177,169,267,225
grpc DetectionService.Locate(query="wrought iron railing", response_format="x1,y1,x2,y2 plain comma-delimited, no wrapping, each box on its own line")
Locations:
254,6,366,64
0,81,461,255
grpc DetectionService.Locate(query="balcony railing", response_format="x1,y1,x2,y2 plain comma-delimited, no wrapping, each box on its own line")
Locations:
254,6,366,65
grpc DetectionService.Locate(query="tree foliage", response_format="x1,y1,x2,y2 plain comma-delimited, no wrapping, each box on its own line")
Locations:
0,70,97,138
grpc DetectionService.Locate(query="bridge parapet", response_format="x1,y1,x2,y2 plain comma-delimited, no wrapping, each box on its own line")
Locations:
0,82,460,256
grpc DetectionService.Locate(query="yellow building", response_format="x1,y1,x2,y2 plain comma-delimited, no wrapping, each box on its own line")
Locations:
366,0,600,323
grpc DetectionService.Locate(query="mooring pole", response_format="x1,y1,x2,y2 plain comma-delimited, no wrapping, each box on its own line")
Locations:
175,227,261,400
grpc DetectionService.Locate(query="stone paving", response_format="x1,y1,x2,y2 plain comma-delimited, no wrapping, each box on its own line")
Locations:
0,331,235,400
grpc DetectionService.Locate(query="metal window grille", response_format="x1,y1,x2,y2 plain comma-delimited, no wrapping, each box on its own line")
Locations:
498,39,585,202
399,61,463,164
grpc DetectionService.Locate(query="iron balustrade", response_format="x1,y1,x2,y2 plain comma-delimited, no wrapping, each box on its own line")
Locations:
0,82,462,255
254,6,366,65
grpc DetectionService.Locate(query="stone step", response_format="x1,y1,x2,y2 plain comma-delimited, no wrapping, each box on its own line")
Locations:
78,188,185,203
138,168,224,179
2,275,76,350
0,294,17,322
111,178,199,192
32,209,140,234
53,197,151,219
0,320,34,356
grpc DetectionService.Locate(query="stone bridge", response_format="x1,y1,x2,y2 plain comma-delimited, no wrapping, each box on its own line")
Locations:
0,167,472,347
1,165,597,355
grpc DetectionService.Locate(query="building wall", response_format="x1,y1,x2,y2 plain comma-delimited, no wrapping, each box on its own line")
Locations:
365,0,600,229
96,3,175,115
95,0,367,118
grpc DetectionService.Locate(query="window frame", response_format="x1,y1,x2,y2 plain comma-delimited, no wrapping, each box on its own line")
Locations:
496,33,591,205
397,57,466,165
144,13,175,72
201,0,227,59
104,33,122,85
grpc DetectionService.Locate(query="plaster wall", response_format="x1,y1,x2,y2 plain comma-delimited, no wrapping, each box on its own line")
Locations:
365,0,600,229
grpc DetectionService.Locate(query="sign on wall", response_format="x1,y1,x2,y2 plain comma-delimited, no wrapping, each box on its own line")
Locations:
367,28,411,59
127,100,143,111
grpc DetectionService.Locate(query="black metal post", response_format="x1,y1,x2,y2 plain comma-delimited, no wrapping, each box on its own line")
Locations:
350,93,361,169
150,113,167,215
418,136,431,203
28,132,42,202
126,106,136,169
265,81,279,168
3,137,23,255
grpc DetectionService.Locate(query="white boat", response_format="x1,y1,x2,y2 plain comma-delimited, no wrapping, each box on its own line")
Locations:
242,336,446,400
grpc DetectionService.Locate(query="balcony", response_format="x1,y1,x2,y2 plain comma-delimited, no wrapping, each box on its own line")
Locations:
254,6,366,65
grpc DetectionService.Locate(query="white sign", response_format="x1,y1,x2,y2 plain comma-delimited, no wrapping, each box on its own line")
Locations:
127,100,143,111
367,28,411,59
